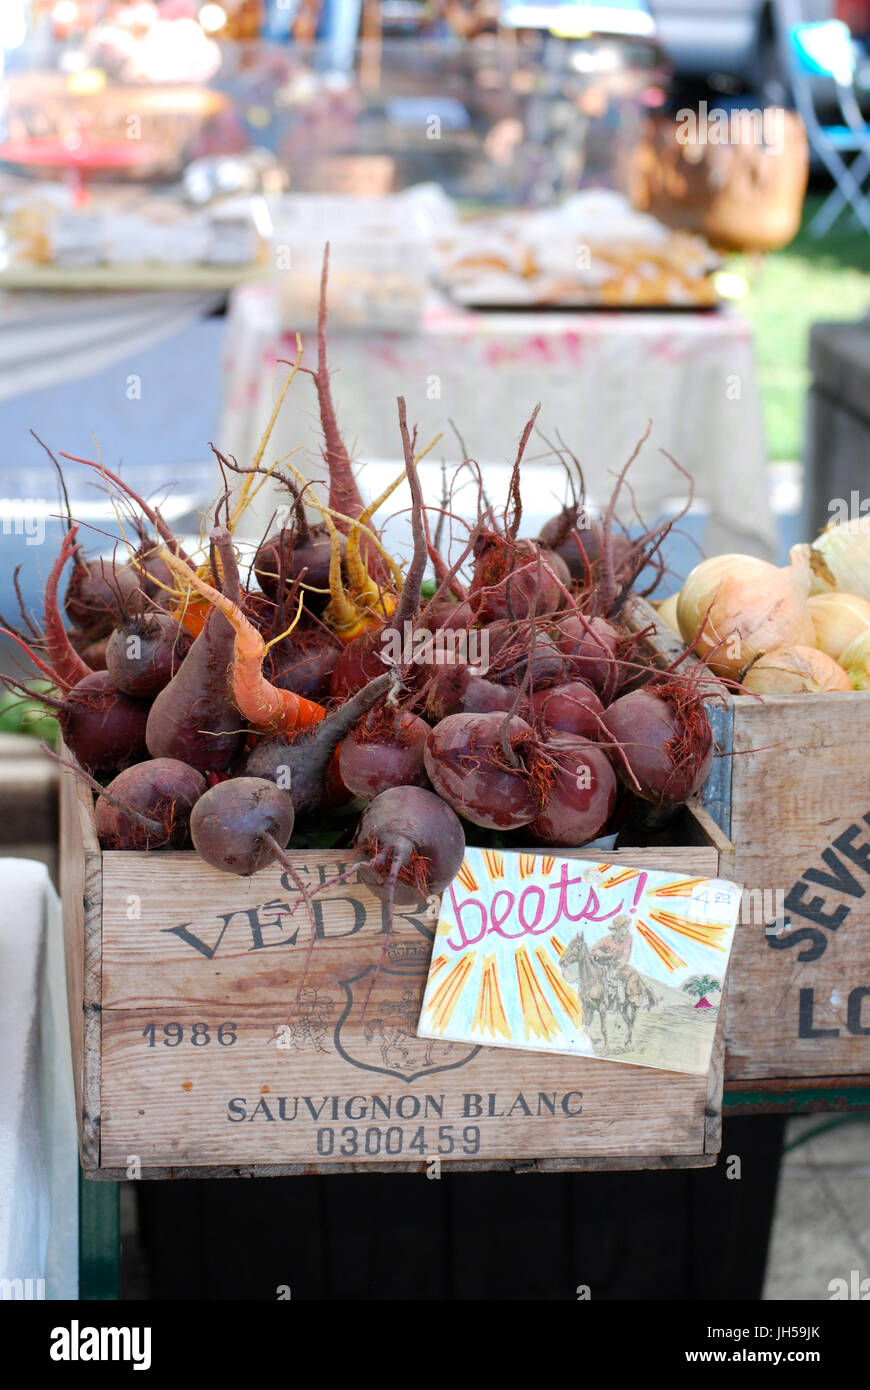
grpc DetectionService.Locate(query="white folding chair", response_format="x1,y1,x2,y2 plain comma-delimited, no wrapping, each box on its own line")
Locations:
783,13,870,235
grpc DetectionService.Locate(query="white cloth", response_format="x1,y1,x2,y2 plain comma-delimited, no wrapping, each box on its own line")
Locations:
0,290,225,404
219,282,775,559
0,859,78,1300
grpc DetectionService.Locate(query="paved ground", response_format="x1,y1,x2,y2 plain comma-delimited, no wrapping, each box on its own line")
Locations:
763,1116,870,1301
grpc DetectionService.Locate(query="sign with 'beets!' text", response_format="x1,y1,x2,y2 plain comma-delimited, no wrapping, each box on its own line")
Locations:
418,849,741,1075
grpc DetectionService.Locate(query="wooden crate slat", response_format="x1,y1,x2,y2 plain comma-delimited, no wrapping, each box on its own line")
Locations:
60,765,102,1168
98,1003,712,1169
701,703,734,838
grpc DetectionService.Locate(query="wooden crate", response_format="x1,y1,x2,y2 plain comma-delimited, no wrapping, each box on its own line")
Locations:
626,594,870,1101
60,760,735,1179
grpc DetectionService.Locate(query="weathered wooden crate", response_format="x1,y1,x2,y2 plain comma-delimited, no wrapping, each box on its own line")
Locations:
60,754,735,1179
626,594,870,1105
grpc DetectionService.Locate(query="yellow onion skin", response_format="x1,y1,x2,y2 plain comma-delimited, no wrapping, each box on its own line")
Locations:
655,593,680,635
807,592,870,662
839,629,870,690
677,553,813,680
741,645,851,695
803,517,870,599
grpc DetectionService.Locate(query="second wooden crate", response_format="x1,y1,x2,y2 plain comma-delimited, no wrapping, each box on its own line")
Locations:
627,593,870,1102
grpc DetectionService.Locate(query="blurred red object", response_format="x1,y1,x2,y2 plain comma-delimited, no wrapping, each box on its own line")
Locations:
835,0,870,40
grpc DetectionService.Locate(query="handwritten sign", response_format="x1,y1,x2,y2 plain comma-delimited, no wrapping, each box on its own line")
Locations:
418,849,742,1076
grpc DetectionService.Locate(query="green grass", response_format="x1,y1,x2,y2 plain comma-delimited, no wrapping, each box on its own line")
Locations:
726,194,870,460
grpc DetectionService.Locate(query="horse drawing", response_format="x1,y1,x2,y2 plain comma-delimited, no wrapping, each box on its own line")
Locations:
559,933,657,1052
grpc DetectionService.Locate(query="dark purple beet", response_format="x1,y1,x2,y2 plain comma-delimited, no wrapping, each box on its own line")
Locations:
80,636,109,671
240,671,392,816
106,613,192,698
64,554,140,638
254,526,343,611
95,758,206,850
268,631,340,701
338,708,429,798
60,670,150,776
131,543,175,604
532,680,604,739
190,777,295,876
354,785,465,906
145,609,245,772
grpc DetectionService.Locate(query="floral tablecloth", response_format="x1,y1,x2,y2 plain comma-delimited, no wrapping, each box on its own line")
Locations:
219,282,775,559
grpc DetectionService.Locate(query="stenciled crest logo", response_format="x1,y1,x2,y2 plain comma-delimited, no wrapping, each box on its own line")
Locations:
334,942,480,1083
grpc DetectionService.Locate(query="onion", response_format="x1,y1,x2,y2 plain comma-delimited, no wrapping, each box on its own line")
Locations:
837,630,870,690
797,516,870,599
807,592,870,662
677,552,814,679
655,593,681,635
741,645,851,695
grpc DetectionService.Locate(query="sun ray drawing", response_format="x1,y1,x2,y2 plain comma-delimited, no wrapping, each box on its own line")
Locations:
471,954,512,1040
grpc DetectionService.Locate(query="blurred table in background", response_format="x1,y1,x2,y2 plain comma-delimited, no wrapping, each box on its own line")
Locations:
220,281,775,569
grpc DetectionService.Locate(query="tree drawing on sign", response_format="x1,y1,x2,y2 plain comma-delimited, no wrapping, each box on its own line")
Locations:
682,975,722,1009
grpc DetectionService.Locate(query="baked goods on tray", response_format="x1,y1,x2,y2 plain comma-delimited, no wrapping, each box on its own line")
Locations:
438,190,720,308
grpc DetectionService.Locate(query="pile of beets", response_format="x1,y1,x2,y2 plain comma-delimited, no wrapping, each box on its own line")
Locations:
2,253,713,962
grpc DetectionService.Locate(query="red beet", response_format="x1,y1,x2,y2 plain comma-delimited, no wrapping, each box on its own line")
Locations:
486,621,566,689
339,707,429,798
330,628,387,699
95,759,206,850
474,556,567,625
554,613,620,699
526,734,616,846
106,613,192,699
423,712,543,830
43,526,91,686
425,664,525,721
532,680,604,740
59,670,150,776
600,683,713,809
